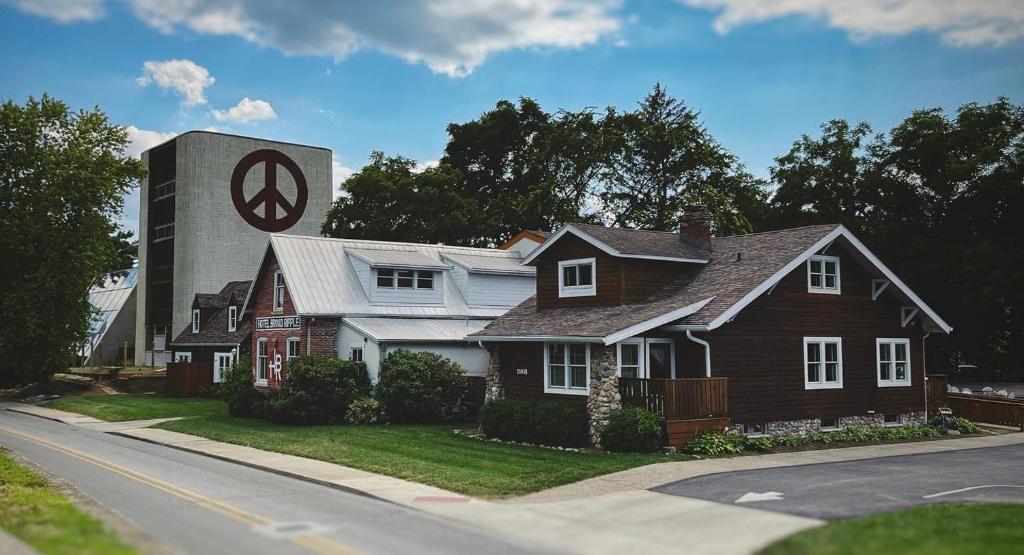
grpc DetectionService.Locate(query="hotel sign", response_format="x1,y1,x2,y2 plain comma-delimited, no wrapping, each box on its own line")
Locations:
255,316,301,330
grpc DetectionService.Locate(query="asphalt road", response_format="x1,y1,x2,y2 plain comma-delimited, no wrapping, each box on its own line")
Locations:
0,409,556,555
654,443,1024,519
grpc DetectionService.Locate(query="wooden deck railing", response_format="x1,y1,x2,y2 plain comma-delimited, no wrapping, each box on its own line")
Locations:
947,393,1024,431
620,377,728,420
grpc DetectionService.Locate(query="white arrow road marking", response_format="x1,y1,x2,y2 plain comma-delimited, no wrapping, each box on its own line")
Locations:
923,485,1024,499
735,491,785,503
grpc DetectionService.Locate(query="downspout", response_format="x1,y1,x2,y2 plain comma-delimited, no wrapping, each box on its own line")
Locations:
686,330,712,378
922,331,931,418
307,317,314,355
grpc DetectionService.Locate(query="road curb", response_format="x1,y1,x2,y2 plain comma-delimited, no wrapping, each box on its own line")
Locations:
4,405,74,425
107,430,404,508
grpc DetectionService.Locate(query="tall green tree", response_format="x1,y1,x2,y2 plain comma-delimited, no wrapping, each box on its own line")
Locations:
770,99,1024,374
0,95,145,387
109,227,138,270
599,84,767,234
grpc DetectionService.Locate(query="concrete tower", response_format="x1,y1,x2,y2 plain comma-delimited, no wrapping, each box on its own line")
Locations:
135,131,332,366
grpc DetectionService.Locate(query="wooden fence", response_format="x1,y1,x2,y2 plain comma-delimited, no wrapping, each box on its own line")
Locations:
166,362,212,397
947,394,1024,431
620,377,728,420
464,376,487,409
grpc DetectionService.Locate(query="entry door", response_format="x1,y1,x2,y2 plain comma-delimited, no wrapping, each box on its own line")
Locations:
213,352,234,384
645,338,675,379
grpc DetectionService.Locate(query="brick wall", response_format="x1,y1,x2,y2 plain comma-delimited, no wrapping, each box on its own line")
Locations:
250,250,340,388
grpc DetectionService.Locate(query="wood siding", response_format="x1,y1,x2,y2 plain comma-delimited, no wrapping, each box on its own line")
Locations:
702,246,927,424
535,234,621,309
496,342,587,405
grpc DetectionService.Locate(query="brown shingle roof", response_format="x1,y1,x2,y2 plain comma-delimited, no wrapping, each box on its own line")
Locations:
568,223,712,261
470,224,839,340
172,281,253,346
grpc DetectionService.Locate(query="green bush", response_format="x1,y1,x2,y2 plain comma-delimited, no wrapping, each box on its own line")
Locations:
376,350,467,423
684,431,749,456
264,355,370,425
956,417,980,434
600,408,664,452
346,397,384,425
479,399,590,448
219,359,264,417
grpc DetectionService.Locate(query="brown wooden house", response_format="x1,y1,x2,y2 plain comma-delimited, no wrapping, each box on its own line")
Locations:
470,207,952,448
169,280,252,384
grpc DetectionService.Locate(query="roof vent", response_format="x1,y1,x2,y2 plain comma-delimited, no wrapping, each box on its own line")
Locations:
679,205,712,251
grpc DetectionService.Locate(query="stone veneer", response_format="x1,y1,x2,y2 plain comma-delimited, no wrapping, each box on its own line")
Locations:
586,345,620,447
729,411,928,436
484,346,504,402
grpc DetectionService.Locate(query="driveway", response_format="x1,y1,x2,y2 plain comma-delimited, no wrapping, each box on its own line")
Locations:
654,444,1024,519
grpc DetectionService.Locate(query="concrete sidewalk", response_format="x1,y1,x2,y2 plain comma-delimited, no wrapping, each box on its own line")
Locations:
4,403,183,432
0,529,36,555
11,402,1023,555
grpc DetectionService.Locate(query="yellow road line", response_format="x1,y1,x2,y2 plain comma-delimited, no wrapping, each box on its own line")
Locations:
0,426,364,555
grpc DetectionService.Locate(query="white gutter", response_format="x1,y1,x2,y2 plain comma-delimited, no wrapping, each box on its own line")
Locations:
686,329,712,377
922,331,931,416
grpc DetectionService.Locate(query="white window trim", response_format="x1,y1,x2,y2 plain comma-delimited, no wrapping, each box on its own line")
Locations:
616,339,643,378
191,309,200,333
558,257,597,298
645,337,676,379
804,336,844,390
273,271,286,312
175,351,192,363
213,351,234,384
350,345,364,362
255,339,269,385
227,306,237,332
543,342,590,395
807,254,841,295
286,337,301,361
819,417,843,432
876,338,912,387
374,268,436,290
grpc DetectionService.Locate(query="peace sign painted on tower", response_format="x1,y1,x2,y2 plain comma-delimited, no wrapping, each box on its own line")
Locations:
230,149,309,232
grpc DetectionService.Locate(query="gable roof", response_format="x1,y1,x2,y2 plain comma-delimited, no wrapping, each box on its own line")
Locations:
347,248,450,271
85,267,138,360
471,223,951,344
522,223,711,264
247,234,533,318
498,230,549,250
442,253,536,276
172,281,252,347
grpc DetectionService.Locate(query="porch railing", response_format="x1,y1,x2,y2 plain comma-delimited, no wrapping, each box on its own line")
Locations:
619,377,728,420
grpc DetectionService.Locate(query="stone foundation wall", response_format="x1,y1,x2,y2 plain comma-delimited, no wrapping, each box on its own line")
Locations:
586,345,619,447
729,411,929,436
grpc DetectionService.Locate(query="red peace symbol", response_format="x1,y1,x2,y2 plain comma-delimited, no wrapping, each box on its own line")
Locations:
230,149,308,232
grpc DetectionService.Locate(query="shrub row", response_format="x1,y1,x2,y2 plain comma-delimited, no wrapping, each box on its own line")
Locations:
600,407,664,452
221,349,469,425
479,399,589,448
684,424,951,456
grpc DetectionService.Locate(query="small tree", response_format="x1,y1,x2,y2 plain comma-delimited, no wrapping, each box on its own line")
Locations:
0,94,146,387
376,350,467,422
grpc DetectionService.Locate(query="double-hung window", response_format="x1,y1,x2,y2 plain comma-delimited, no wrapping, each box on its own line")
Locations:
558,258,595,298
350,346,364,362
227,306,237,332
877,338,911,387
256,339,268,385
191,309,200,333
273,271,286,311
617,340,642,378
804,337,843,389
545,343,590,395
807,255,841,294
286,337,301,362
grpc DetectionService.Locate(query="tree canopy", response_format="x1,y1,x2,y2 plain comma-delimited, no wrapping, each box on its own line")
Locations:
0,95,145,386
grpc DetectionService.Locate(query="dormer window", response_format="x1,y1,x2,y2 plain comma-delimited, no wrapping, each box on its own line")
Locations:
273,271,285,311
191,309,200,333
376,269,435,290
227,305,237,332
807,255,840,294
558,258,596,298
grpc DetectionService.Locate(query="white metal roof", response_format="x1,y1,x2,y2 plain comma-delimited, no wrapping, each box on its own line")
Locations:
343,317,491,342
442,253,535,275
84,268,138,358
266,234,532,318
347,248,450,270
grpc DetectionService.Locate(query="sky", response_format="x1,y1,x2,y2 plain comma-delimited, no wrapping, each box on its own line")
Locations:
1,1,1022,234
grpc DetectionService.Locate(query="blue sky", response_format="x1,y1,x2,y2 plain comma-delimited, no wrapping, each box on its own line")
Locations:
1,1,1022,233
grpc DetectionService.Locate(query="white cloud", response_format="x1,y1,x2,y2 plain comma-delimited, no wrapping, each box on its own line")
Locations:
211,97,277,123
332,155,355,200
681,0,1024,47
413,159,439,173
137,59,215,107
125,0,623,77
2,0,104,23
123,125,177,159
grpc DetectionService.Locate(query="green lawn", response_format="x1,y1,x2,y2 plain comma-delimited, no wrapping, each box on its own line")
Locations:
0,451,136,555
44,394,226,422
759,504,1024,555
157,415,685,497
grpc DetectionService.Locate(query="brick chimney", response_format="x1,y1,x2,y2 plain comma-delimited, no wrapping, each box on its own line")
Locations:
679,205,712,251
